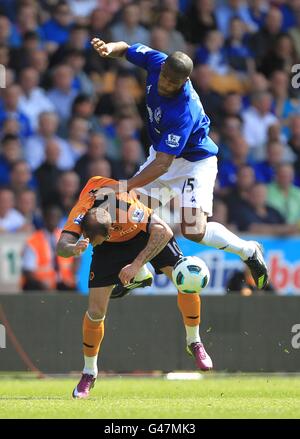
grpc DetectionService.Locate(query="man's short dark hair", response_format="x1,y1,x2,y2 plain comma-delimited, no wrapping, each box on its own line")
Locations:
81,207,111,242
165,52,193,80
23,31,39,41
2,134,19,145
72,93,94,107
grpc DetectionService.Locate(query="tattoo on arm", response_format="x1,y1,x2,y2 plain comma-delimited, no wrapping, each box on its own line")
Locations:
134,223,172,266
57,233,78,258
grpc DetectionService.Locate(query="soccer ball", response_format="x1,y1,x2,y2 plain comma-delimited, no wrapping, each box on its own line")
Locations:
172,256,210,294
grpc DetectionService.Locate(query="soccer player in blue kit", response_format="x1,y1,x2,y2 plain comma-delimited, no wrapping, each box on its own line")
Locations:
91,39,268,293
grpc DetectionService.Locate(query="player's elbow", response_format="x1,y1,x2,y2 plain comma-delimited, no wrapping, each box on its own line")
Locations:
154,161,171,176
161,227,173,247
159,163,171,174
56,241,64,257
56,240,70,258
155,154,175,174
166,227,173,242
155,222,173,242
150,214,173,243
163,222,173,239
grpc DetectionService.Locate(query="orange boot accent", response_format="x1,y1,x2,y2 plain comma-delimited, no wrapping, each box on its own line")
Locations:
82,312,104,357
177,292,201,327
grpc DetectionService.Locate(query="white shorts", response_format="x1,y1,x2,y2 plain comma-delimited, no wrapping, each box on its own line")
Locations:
135,146,218,216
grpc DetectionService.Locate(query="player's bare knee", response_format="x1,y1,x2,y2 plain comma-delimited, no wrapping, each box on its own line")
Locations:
181,224,206,242
183,231,205,242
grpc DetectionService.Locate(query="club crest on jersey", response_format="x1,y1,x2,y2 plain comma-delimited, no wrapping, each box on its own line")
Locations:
136,45,151,54
154,107,162,124
73,213,85,225
131,208,145,223
166,133,181,148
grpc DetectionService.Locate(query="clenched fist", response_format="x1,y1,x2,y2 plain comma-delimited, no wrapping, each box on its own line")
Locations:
74,238,90,256
91,38,112,57
119,262,141,285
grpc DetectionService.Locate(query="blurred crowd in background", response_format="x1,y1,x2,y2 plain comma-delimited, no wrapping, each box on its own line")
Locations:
0,0,300,291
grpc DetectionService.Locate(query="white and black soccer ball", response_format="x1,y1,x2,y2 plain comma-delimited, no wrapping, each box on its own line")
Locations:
172,256,210,294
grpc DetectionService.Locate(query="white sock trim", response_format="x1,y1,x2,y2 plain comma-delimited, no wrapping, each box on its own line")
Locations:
86,311,105,322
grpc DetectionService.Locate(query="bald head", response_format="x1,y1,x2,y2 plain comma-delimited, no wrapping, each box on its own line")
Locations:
158,51,193,97
165,51,193,80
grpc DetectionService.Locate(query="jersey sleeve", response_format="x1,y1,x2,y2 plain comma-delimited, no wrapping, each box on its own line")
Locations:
62,195,92,238
62,176,117,236
126,44,167,71
155,114,193,156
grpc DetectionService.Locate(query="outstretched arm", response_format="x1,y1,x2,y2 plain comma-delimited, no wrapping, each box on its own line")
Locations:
118,214,173,284
57,232,90,258
107,152,175,193
91,38,130,58
127,152,175,191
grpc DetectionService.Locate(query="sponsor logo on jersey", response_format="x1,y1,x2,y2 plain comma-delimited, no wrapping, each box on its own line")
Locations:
136,45,151,54
112,224,122,232
131,208,145,223
120,225,137,236
154,106,162,124
73,213,85,225
165,133,181,148
190,196,197,203
147,105,153,122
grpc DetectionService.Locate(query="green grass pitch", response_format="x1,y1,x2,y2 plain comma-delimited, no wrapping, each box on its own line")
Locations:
0,376,300,419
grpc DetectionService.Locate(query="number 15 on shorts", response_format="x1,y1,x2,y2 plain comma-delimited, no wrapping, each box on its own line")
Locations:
182,177,198,207
182,178,195,193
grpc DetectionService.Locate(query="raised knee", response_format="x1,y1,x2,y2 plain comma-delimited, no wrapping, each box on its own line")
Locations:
181,224,206,242
183,232,205,242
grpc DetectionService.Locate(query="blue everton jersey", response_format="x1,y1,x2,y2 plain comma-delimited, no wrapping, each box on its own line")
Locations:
126,44,218,162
